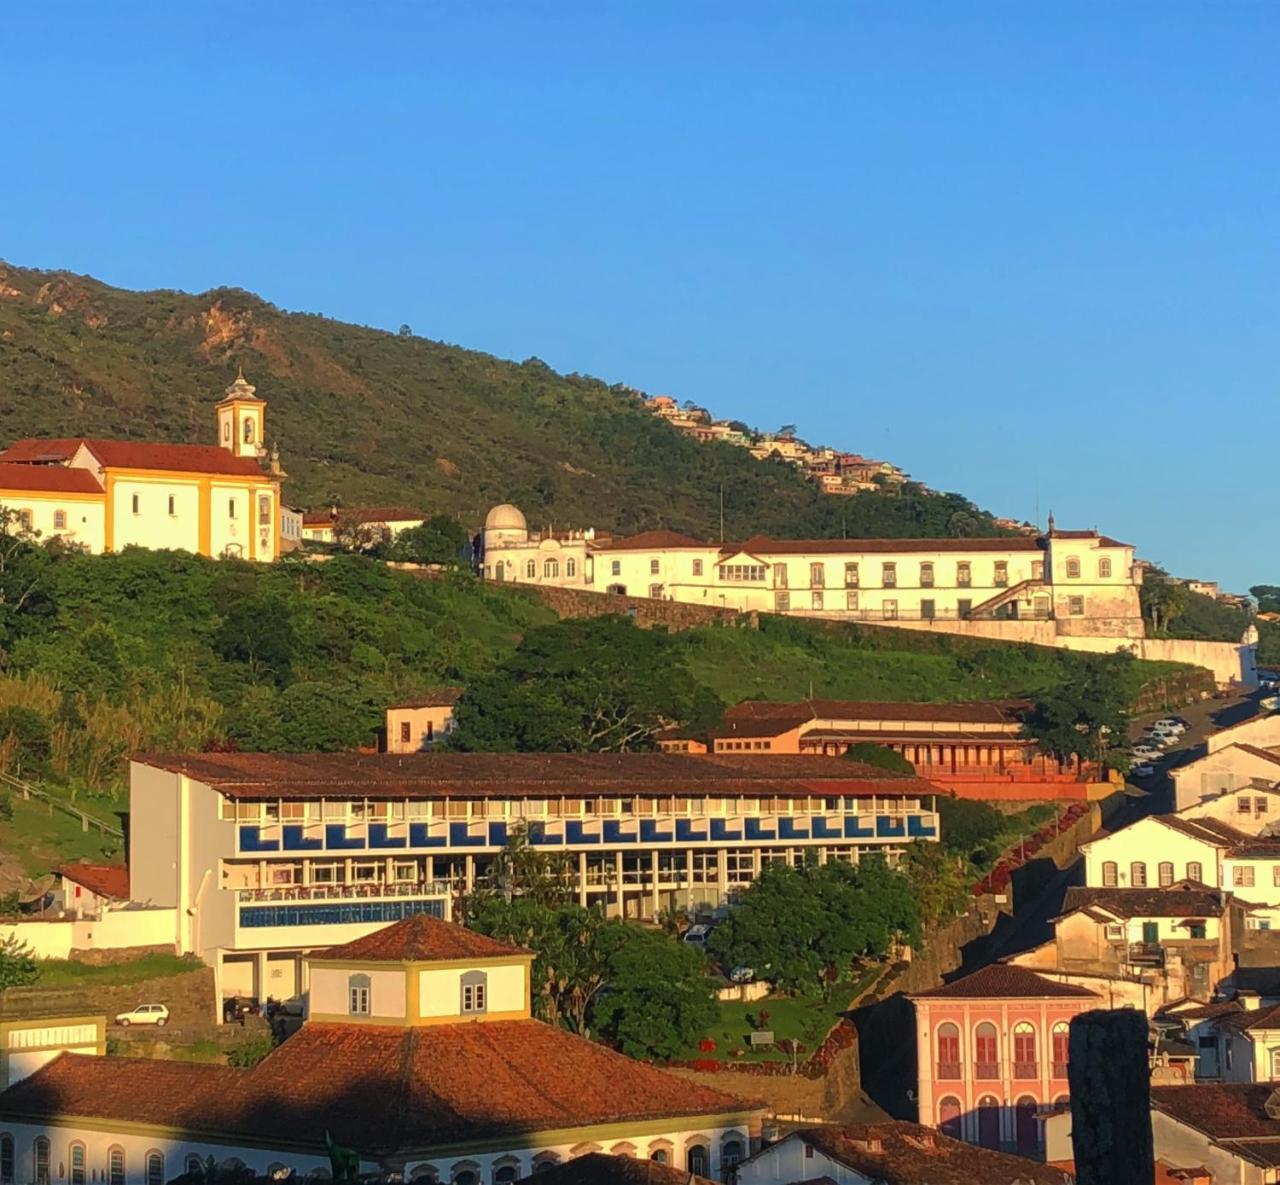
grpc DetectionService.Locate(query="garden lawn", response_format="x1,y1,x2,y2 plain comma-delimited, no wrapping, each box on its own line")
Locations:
36,953,200,989
0,793,122,882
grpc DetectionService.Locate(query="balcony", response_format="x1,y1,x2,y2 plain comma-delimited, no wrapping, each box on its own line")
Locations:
235,880,452,903
937,1061,962,1080
1013,1061,1038,1080
1126,942,1165,967
974,1061,1000,1080
1052,1061,1069,1078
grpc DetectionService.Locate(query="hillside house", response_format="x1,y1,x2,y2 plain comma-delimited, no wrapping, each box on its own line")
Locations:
385,688,463,753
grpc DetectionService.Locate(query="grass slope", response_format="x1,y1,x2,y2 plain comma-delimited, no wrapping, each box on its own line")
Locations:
0,260,998,540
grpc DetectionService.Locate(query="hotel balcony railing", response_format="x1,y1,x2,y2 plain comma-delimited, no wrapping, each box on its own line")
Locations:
235,881,452,903
1013,1061,1038,1080
937,1061,962,1080
1126,942,1165,966
1052,1060,1069,1078
974,1061,1000,1080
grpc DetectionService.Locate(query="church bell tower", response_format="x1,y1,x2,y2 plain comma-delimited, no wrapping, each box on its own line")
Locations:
216,369,267,459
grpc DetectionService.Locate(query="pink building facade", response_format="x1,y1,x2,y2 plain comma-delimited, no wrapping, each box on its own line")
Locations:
911,964,1100,1159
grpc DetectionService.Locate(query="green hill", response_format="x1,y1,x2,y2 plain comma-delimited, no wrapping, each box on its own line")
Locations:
0,260,997,540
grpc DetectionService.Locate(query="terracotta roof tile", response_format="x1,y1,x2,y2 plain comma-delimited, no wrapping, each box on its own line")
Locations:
1151,1083,1280,1167
913,963,1100,1000
57,862,129,900
713,699,1029,738
317,914,527,963
0,463,102,494
129,751,941,802
779,1123,1072,1184
0,1021,757,1155
1060,884,1228,919
591,530,710,551
725,535,1045,556
0,438,269,478
388,687,464,710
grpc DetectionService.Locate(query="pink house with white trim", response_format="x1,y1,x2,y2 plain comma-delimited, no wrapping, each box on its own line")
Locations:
910,963,1100,1159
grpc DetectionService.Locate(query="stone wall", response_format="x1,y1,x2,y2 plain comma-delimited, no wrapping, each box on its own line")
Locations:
512,583,759,631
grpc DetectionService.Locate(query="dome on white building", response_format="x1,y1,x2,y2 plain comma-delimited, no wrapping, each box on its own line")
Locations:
483,503,529,547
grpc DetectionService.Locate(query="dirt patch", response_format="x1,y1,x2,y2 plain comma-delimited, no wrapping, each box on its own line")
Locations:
1,966,215,1034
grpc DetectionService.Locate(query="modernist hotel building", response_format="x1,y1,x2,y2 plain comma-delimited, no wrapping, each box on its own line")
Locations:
125,751,941,1004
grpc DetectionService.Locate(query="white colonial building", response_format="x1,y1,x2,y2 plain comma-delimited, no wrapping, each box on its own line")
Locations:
0,914,760,1184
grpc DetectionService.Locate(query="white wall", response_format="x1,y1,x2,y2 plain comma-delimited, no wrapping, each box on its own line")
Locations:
0,493,105,552
1174,747,1280,812
1152,1109,1268,1185
0,909,177,960
418,963,526,1018
1082,817,1223,888
110,478,202,552
1210,715,1280,755
310,966,406,1018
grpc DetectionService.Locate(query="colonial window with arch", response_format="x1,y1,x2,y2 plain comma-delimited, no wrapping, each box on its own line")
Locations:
147,1158,166,1185
938,1096,962,1139
974,1021,999,1078
685,1143,710,1178
936,1022,961,1078
408,1166,438,1182
53,509,67,530
648,1142,673,1165
267,1166,288,1182
492,1157,521,1185
0,1133,12,1185
977,1096,1000,1149
544,559,559,579
109,1145,126,1185
608,1145,636,1159
185,1156,204,1176
244,419,255,443
1102,861,1118,887
568,1145,602,1160
526,559,536,579
1015,1096,1040,1157
224,421,232,442
1013,1022,1037,1078
33,1137,49,1185
532,1153,560,1175
460,969,488,1014
1099,558,1113,578
69,1142,87,1185
220,1159,246,1175
1131,861,1148,887
349,972,371,1015
719,1136,745,1183
1159,861,1175,887
566,558,576,578
450,1161,481,1185
1052,1022,1070,1076
1064,556,1081,579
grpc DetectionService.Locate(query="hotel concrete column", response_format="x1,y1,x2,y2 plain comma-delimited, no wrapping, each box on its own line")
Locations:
256,950,268,1002
464,854,474,893
650,850,660,917
685,848,695,911
578,851,588,907
717,848,729,904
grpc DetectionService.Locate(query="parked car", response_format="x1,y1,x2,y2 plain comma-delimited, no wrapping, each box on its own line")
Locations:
1131,762,1155,778
1152,718,1187,734
222,995,260,1024
115,1003,169,1027
1131,745,1161,761
682,924,712,946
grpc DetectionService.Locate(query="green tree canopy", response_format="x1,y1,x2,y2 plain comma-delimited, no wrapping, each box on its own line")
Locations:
1022,652,1132,770
385,516,470,566
0,934,38,989
841,742,914,774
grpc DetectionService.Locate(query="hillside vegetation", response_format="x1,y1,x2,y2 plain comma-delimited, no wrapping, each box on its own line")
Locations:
0,260,998,540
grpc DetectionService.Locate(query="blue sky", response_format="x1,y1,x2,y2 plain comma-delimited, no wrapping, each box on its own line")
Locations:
4,3,1277,590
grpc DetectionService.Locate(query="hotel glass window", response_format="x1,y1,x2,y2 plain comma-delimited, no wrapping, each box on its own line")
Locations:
720,564,766,582
994,561,1008,587
956,562,971,588
70,1143,86,1185
461,970,488,1014
1099,557,1113,578
544,559,559,578
349,973,371,1015
843,562,859,587
146,1152,164,1185
882,599,898,621
1235,865,1256,888
1158,861,1174,887
921,599,936,621
52,509,67,530
131,493,140,515
1065,557,1081,579
1130,861,1147,887
919,562,934,588
1187,861,1203,882
882,562,897,588
33,1138,49,1185
812,591,823,610
566,558,576,578
525,560,536,579
846,591,858,611
726,851,755,881
611,560,621,576
1068,596,1085,616
109,1147,125,1185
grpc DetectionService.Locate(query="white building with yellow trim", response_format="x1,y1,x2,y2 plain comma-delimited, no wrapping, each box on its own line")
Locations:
0,375,283,561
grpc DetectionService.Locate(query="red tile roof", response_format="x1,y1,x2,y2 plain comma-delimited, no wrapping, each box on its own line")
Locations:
0,438,268,478
317,914,527,963
1060,884,1228,919
515,1154,715,1185
779,1123,1072,1184
913,963,1100,1000
1151,1084,1280,1168
726,535,1045,556
713,698,1029,738
0,1021,757,1155
0,463,102,494
57,862,129,901
130,751,941,801
591,530,711,551
388,687,464,710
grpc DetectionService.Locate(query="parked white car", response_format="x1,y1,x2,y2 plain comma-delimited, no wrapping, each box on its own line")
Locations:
1153,717,1187,733
115,1003,169,1027
682,924,712,946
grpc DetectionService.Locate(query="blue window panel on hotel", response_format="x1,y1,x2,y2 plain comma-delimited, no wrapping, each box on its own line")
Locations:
778,817,810,840
710,819,742,842
239,898,444,929
325,824,366,850
844,816,875,838
744,819,776,841
448,822,486,847
527,824,564,846
488,822,509,848
239,826,280,853
282,825,321,851
409,823,445,848
368,824,407,850
603,821,638,844
810,817,843,839
876,816,906,838
564,822,601,845
639,820,673,843
907,815,938,838
675,820,708,842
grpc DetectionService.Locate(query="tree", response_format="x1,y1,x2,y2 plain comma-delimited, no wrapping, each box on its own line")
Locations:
448,617,723,752
591,927,718,1060
0,705,52,775
398,324,413,338
841,742,914,774
465,825,574,909
899,840,970,929
1023,653,1132,771
1140,568,1190,635
212,593,295,685
387,516,469,566
935,797,1005,860
0,934,38,989
1251,585,1280,615
777,424,798,438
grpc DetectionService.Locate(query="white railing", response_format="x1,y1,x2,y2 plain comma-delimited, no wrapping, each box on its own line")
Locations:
235,880,452,903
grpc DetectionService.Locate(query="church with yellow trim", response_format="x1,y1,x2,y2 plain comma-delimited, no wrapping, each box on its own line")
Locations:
0,374,284,561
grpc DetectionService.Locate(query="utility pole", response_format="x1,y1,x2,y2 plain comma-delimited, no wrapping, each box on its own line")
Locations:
719,484,725,544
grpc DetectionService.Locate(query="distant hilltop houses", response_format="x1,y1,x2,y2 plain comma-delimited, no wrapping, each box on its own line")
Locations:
641,393,914,496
